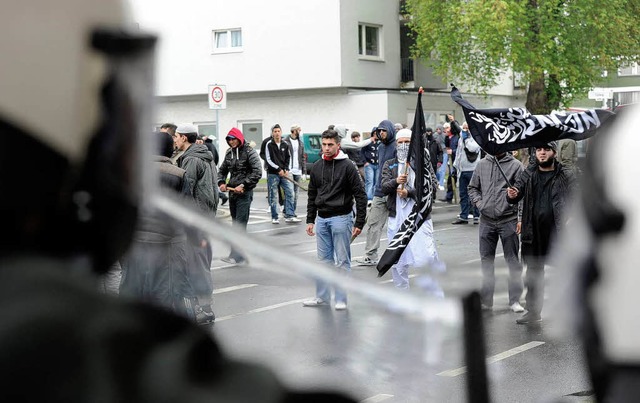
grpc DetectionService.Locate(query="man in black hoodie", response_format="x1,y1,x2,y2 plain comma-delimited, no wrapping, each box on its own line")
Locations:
218,127,262,264
303,129,367,310
358,120,396,265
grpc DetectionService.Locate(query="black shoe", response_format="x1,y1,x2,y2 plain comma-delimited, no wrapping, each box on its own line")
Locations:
221,196,228,206
195,305,215,325
439,198,452,204
516,312,541,324
451,218,469,225
473,218,479,225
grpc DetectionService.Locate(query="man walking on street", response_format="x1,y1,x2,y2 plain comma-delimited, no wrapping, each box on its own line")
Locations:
218,127,263,265
468,150,525,312
506,142,576,324
451,121,481,224
303,129,367,310
265,123,299,223
174,124,218,324
358,120,397,265
284,124,305,215
361,132,380,206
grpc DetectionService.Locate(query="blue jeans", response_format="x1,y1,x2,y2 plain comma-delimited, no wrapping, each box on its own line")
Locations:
267,173,295,219
364,163,379,200
458,170,479,220
437,153,449,186
314,212,353,304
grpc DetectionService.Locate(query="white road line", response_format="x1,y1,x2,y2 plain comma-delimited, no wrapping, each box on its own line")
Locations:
215,298,309,322
436,341,546,377
461,253,504,265
250,224,306,234
361,394,394,403
213,284,257,294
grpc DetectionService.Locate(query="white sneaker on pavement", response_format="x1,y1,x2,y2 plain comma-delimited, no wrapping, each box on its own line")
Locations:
285,217,301,223
510,302,525,313
303,298,328,307
271,219,279,224
334,301,347,311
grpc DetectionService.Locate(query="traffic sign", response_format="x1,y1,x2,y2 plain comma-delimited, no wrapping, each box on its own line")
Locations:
208,84,226,110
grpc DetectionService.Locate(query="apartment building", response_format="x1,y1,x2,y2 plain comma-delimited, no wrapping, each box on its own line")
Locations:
130,0,524,153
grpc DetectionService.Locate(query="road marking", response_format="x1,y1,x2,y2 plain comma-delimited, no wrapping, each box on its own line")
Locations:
215,298,309,322
250,224,306,234
436,341,546,377
213,284,257,294
461,253,504,265
361,394,394,403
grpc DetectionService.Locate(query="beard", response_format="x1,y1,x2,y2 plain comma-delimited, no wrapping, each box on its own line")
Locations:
537,157,555,168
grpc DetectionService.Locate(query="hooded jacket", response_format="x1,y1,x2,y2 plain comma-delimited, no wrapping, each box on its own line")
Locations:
373,119,397,197
307,150,367,229
218,128,262,191
176,143,217,216
468,153,523,224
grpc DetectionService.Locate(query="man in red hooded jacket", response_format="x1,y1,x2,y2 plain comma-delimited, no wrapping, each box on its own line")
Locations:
218,128,263,264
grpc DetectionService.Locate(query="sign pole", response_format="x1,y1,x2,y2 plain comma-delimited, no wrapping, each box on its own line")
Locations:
208,84,227,145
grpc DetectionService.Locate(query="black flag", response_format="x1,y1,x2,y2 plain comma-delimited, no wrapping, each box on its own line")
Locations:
376,89,435,278
450,86,616,155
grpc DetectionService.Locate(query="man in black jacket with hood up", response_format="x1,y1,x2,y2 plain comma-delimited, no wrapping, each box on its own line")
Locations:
218,127,262,264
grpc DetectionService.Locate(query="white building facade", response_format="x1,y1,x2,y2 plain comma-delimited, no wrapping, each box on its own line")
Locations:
130,0,524,154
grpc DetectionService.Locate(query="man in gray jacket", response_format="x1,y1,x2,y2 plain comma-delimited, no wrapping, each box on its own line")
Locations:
468,151,525,313
174,124,218,324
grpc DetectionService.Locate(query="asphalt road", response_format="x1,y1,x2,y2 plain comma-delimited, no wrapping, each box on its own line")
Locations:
202,188,594,403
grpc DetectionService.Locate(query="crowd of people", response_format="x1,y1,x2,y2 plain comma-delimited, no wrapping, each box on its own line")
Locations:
129,115,582,324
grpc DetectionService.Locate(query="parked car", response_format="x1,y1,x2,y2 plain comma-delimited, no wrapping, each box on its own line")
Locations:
303,133,322,172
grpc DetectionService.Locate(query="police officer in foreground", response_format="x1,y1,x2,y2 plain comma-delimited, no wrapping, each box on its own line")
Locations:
0,1,356,401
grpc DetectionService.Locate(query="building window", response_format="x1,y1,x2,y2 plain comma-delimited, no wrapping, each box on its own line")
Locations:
213,28,242,53
358,23,382,59
618,62,639,76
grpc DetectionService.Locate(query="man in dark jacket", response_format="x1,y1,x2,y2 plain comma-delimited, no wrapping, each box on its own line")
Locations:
120,132,196,318
507,141,576,324
218,127,262,264
358,119,396,265
468,151,525,313
303,129,367,310
175,124,218,324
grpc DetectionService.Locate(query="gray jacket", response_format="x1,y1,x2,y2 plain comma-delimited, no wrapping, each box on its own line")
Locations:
468,153,523,224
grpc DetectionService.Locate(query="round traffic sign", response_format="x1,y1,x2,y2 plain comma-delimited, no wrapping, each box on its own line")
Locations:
211,86,224,103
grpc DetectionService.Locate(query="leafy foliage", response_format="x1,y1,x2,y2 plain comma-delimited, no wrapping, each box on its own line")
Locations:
405,0,640,113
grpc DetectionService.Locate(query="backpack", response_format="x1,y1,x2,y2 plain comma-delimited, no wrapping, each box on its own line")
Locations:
463,138,480,162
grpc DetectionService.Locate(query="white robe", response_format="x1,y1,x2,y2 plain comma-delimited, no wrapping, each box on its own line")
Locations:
386,162,445,293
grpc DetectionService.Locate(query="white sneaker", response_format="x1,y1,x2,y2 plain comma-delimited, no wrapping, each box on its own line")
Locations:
334,301,347,311
303,298,328,307
271,219,279,224
510,302,525,313
367,200,372,208
285,217,301,223
438,185,445,191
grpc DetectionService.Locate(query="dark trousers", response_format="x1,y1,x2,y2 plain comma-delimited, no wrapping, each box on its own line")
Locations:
458,171,479,220
445,169,457,201
479,219,523,307
186,234,213,302
228,190,253,262
522,248,546,315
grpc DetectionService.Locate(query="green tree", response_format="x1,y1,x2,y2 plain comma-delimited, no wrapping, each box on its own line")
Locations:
405,0,640,113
